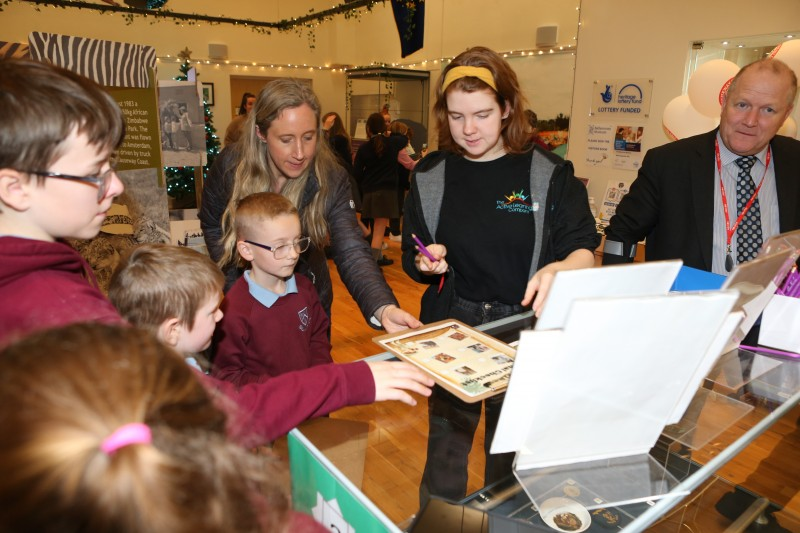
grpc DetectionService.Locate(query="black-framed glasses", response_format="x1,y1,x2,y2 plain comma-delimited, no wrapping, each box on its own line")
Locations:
245,236,311,259
24,157,118,202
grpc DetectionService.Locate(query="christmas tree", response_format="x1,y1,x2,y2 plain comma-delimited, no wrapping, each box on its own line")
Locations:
164,52,221,208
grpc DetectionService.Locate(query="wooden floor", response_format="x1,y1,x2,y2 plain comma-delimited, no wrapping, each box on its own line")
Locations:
318,238,800,530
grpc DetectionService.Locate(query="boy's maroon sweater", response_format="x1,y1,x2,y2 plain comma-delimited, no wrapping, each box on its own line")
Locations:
0,236,375,443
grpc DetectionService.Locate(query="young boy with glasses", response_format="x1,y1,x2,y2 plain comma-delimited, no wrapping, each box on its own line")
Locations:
212,192,333,386
0,58,126,345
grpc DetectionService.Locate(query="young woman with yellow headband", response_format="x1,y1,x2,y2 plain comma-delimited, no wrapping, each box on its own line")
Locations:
401,46,600,503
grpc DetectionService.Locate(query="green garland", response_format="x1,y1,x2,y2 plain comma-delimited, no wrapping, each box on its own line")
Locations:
5,0,388,36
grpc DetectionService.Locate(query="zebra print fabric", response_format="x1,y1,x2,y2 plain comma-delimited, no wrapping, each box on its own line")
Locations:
0,41,30,59
28,31,156,88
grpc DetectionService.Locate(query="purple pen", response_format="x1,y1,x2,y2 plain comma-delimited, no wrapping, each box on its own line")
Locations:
739,344,800,359
411,233,438,262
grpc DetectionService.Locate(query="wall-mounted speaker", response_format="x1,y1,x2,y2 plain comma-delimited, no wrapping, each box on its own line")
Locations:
536,26,558,48
208,43,228,60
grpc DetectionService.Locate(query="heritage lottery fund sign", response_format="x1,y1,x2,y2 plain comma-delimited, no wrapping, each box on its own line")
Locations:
591,78,653,118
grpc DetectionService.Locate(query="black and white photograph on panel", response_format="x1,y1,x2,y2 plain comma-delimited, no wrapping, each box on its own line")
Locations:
158,80,207,167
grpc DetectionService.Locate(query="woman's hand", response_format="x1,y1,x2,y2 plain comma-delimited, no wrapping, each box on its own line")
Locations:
521,249,595,316
380,305,422,333
366,361,434,406
522,267,557,317
416,243,448,275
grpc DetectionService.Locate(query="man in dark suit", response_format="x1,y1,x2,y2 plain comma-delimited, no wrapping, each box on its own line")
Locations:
603,58,799,274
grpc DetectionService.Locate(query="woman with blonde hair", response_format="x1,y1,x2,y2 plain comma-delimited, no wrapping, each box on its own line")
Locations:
200,79,420,332
0,323,325,532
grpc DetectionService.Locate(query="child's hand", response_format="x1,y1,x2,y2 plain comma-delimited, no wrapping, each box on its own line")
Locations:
416,243,448,274
366,361,433,406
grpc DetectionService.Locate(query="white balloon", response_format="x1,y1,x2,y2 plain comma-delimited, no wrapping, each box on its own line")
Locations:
769,39,800,83
687,59,740,117
778,117,797,139
662,94,718,141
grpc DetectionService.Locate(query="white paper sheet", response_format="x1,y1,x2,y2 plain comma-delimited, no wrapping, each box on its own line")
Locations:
493,292,738,469
535,260,682,331
667,310,742,424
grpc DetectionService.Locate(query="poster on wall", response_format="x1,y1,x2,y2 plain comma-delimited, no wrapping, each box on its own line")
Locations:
585,124,614,167
612,125,645,170
585,124,646,171
106,70,163,184
599,180,631,224
158,80,207,168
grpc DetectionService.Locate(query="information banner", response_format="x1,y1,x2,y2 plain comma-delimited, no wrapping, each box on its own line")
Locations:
107,69,163,186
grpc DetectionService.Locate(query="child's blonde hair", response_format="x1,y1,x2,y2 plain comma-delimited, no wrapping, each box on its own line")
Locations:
0,323,289,532
109,244,224,335
234,192,299,246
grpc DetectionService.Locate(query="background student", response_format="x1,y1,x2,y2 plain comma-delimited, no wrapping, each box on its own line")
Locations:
353,112,415,265
224,91,256,147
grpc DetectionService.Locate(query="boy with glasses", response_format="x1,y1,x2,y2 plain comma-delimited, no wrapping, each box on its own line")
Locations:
0,58,126,345
212,192,333,386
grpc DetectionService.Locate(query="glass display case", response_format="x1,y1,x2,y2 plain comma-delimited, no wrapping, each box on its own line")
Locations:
345,67,429,153
296,311,800,532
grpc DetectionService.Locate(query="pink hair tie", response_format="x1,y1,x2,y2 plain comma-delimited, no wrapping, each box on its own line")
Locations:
100,423,152,455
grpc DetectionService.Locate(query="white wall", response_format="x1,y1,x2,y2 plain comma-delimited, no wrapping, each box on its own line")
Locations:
569,0,800,203
1,0,580,139
3,0,796,177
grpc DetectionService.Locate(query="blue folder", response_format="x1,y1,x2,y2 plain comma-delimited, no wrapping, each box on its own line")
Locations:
670,266,725,292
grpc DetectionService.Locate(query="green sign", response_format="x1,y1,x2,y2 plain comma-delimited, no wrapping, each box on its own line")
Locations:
288,429,399,533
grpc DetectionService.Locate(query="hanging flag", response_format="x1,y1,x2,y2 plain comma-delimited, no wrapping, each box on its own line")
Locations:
391,0,425,58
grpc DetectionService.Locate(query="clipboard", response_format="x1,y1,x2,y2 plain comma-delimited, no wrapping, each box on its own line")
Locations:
374,319,516,403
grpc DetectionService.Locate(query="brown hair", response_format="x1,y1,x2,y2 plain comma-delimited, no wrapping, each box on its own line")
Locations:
0,58,125,176
238,92,256,115
235,192,299,244
219,79,339,270
0,323,289,532
389,120,412,141
366,112,388,157
109,244,224,336
322,111,350,141
434,46,530,155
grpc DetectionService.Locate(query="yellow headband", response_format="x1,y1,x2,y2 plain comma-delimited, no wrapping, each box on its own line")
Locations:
441,66,497,92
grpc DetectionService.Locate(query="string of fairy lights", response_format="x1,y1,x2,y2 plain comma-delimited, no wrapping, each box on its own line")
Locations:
156,44,577,75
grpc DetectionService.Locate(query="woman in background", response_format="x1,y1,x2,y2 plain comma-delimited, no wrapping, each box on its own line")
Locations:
224,92,256,147
322,111,368,237
353,113,416,266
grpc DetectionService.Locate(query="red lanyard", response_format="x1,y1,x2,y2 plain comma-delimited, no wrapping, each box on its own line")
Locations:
715,138,770,270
